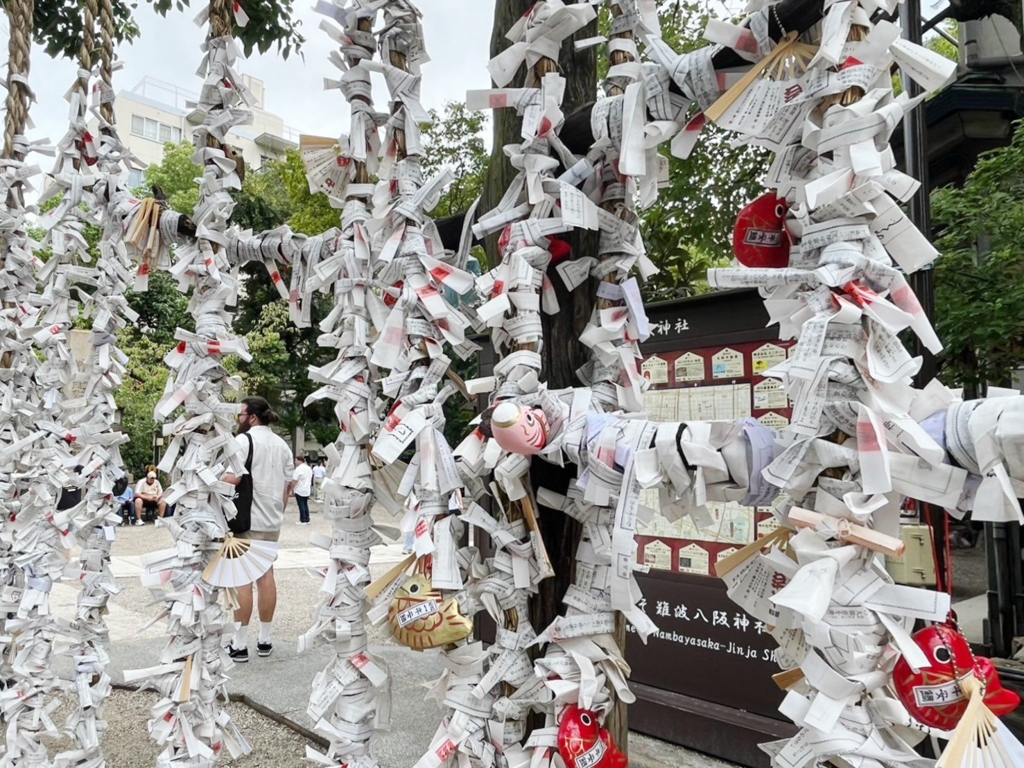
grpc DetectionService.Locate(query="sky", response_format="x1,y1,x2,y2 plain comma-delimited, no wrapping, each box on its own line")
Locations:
6,0,496,147
1,0,955,156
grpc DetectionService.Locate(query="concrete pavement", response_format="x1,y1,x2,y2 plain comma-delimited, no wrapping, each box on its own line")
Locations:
48,502,736,767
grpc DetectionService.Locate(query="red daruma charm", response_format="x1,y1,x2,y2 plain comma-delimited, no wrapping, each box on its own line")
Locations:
490,401,549,456
558,706,627,768
892,624,1019,730
733,192,790,268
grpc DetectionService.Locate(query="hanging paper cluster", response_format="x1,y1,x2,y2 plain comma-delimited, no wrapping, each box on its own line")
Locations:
454,2,680,762
291,1,399,764
0,50,71,768
299,2,535,766
442,4,606,761
122,9,257,764
47,12,142,763
700,1,1024,764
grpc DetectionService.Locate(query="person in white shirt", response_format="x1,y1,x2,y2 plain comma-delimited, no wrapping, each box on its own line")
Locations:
289,455,314,525
221,396,292,663
312,460,326,502
133,471,166,525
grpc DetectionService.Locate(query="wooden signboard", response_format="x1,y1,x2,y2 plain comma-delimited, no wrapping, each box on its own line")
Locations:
627,289,797,767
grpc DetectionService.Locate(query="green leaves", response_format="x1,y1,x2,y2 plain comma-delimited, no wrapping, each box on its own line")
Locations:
17,0,304,62
22,0,138,60
124,271,192,348
115,328,170,477
272,149,338,236
933,121,1024,395
232,160,294,233
137,141,201,214
421,101,490,219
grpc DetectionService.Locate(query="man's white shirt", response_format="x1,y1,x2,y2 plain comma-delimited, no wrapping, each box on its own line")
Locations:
292,462,314,497
235,425,292,533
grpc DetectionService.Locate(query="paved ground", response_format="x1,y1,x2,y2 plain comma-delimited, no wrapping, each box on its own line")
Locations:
50,689,311,767
48,498,736,767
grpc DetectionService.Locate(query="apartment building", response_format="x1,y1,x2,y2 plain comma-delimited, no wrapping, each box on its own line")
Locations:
114,74,300,187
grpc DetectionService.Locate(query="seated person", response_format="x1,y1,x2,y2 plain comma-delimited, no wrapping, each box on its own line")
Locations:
133,471,166,525
114,479,134,525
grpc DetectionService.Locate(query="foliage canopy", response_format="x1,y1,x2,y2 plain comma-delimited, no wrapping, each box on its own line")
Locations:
933,123,1024,397
15,0,304,62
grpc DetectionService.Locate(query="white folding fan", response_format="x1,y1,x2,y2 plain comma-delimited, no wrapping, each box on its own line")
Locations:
202,535,279,588
937,676,1024,768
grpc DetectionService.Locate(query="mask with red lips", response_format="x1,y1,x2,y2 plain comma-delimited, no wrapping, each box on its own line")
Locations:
490,401,549,456
892,624,1019,730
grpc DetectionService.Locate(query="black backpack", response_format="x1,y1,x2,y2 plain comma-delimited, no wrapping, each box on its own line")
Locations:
229,434,254,535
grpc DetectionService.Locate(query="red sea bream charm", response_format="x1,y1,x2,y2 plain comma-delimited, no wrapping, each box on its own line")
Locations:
557,705,627,768
733,192,790,269
892,624,1019,730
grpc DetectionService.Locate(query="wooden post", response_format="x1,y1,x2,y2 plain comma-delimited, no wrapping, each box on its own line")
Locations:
481,0,598,739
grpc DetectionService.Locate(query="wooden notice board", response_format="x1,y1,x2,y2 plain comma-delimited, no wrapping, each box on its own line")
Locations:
474,290,798,766
625,289,797,767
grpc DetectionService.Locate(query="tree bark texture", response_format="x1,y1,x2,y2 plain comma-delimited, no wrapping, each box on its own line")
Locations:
482,0,602,747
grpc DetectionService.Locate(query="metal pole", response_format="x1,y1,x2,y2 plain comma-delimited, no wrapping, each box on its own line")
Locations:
901,0,937,385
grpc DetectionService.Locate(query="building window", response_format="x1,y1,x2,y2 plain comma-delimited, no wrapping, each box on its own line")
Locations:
128,169,145,189
130,114,182,144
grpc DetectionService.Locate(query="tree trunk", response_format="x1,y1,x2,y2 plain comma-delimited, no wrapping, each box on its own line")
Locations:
483,0,604,747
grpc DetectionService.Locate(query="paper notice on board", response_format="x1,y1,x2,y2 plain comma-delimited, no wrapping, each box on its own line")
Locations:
641,356,668,385
712,348,744,379
675,352,704,382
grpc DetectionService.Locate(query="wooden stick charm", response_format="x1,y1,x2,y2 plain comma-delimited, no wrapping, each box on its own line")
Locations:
788,507,905,558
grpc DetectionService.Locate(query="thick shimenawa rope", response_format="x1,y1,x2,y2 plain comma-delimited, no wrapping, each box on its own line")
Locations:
99,0,116,123
78,0,97,97
210,0,233,42
3,0,33,161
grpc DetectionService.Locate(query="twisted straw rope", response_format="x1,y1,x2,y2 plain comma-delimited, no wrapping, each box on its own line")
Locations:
78,0,97,94
99,0,115,123
210,0,232,40
3,0,34,160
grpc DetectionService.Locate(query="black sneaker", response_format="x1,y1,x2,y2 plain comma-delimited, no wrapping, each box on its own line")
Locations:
257,642,272,657
227,645,248,663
